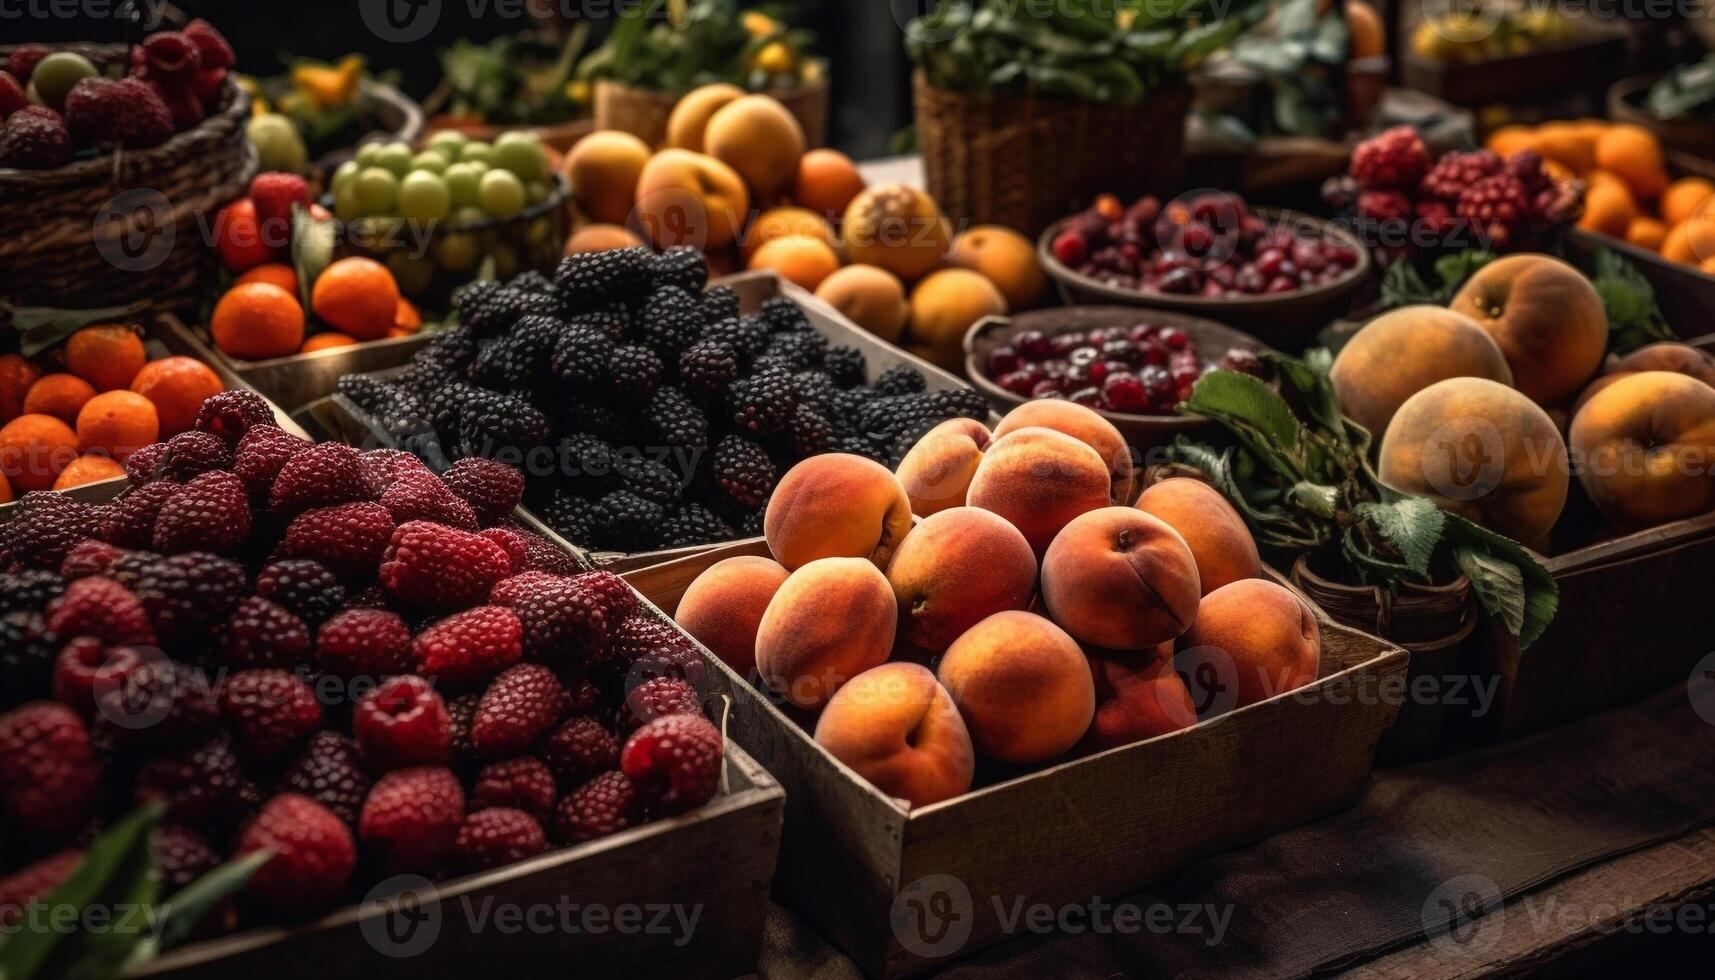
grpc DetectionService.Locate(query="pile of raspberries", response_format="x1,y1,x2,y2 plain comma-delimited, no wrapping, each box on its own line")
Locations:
0,20,235,169
1323,126,1583,253
0,389,724,926
336,246,989,555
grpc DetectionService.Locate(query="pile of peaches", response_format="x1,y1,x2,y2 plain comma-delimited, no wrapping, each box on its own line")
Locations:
671,400,1323,807
560,84,1046,373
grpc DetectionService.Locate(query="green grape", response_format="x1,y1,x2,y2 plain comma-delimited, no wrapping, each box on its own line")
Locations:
478,169,527,218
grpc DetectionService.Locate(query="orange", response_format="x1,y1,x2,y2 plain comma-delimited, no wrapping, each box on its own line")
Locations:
0,414,79,493
75,391,159,463
0,354,43,424
301,332,359,353
1532,122,1598,175
210,282,306,360
235,262,300,296
1661,177,1715,225
53,454,125,491
1625,216,1668,252
22,374,98,425
1577,180,1636,238
1663,215,1715,265
64,325,147,392
1485,126,1534,159
311,257,401,341
1595,124,1667,201
394,297,422,333
1346,0,1385,59
743,206,835,260
748,235,842,291
792,149,867,219
0,470,11,504
129,356,225,436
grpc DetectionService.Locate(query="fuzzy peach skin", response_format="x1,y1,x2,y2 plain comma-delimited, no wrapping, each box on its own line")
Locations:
633,148,750,250
966,426,1113,556
894,417,992,516
1041,507,1201,650
1329,305,1513,440
764,454,915,570
674,555,790,676
885,507,1037,652
1574,342,1715,413
936,611,1095,764
1569,370,1715,531
1079,645,1197,753
814,663,975,807
755,557,897,709
991,400,1135,503
1176,579,1320,715
1448,253,1607,407
1134,478,1261,595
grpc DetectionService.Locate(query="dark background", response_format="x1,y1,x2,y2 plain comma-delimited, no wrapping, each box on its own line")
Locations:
2,0,915,158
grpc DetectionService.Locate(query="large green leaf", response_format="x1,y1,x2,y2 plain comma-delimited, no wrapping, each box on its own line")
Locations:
1444,513,1559,649
1180,369,1317,482
1355,497,1444,578
1590,246,1673,354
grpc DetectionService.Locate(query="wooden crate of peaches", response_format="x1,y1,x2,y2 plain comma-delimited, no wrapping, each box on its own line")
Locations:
625,399,1407,977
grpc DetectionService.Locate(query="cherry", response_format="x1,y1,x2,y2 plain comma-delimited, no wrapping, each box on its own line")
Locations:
1102,372,1148,412
987,346,1021,375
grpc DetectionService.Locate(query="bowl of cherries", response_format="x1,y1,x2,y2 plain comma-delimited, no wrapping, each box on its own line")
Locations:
964,305,1272,451
1037,191,1371,348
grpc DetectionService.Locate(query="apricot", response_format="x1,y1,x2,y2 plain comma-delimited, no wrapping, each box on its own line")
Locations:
885,507,1037,652
1080,647,1197,752
704,94,806,199
1577,179,1636,239
675,555,790,677
565,223,647,255
1330,305,1513,438
937,611,1094,764
991,400,1135,503
664,83,744,153
1531,122,1597,175
634,149,750,250
1448,254,1607,407
814,663,973,807
1626,216,1667,252
1570,371,1715,530
1379,377,1569,548
764,453,914,571
1661,177,1715,225
755,557,897,709
1485,125,1534,159
1576,343,1715,413
793,148,866,218
894,417,991,516
1041,507,1200,650
1594,124,1668,201
1177,579,1320,714
748,235,841,292
907,268,1008,373
1134,477,1261,594
967,426,1113,556
844,183,951,284
565,130,650,226
743,206,835,260
814,264,910,343
948,225,1047,310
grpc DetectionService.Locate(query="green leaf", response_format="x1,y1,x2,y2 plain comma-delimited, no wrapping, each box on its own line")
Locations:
1180,369,1316,482
5,303,151,358
1590,246,1673,354
1355,497,1444,578
1379,259,1439,309
147,851,273,955
1431,250,1495,297
291,204,336,314
1444,513,1559,648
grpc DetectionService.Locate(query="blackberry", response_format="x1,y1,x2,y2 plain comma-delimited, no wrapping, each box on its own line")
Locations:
825,346,866,388
702,284,741,324
541,491,603,544
678,340,739,401
128,552,249,650
413,326,478,376
823,387,873,434
638,286,704,359
471,337,538,391
594,490,665,549
608,344,664,403
0,569,65,614
561,433,618,487
0,612,56,707
452,280,502,330
643,386,708,451
657,503,734,548
651,246,708,293
729,367,798,436
701,316,767,360
787,403,835,456
569,399,632,444
255,559,346,626
458,389,552,461
791,371,836,411
712,436,776,510
612,452,682,505
858,389,989,442
873,364,927,396
738,507,767,536
833,434,886,464
569,307,633,342
429,382,487,441
555,248,652,310
511,270,555,295
550,322,615,390
765,330,829,372
759,295,810,333
463,283,560,337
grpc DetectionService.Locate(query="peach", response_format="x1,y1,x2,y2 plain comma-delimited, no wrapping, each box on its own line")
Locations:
664,82,744,153
756,557,897,709
675,555,791,676
565,130,651,226
1569,371,1715,530
1134,477,1261,594
747,235,841,292
564,222,647,255
1329,305,1514,438
794,148,866,218
1177,579,1320,714
813,663,974,807
967,426,1113,556
634,149,750,250
885,507,1037,652
991,400,1134,503
814,264,910,344
843,183,951,284
1574,342,1715,413
705,94,806,198
907,269,1008,373
1448,254,1608,407
764,453,914,570
894,417,992,516
949,225,1047,310
1379,377,1569,548
1079,647,1197,752
937,611,1095,764
742,205,835,259
1041,507,1200,650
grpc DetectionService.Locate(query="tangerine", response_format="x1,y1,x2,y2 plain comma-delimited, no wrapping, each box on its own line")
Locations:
64,325,147,391
75,390,159,463
0,414,79,492
210,282,305,360
129,356,225,436
300,332,359,353
235,262,300,296
311,257,400,340
53,454,126,491
21,373,98,425
0,354,43,424
792,149,866,219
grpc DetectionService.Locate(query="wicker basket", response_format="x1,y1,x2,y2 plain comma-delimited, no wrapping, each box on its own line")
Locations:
0,43,256,318
594,78,829,148
914,73,1190,237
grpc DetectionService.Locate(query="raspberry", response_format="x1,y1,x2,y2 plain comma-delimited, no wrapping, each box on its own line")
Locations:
5,45,48,83
123,441,168,484
1457,174,1532,248
134,731,247,826
478,526,529,573
101,481,179,549
140,31,202,83
238,794,356,914
218,597,312,669
380,469,479,530
153,824,219,891
150,80,204,131
359,767,465,873
270,443,370,515
621,713,722,815
414,606,524,686
441,458,525,521
191,66,226,105
279,731,371,827
279,502,397,578
540,716,619,785
0,493,103,571
184,19,235,70
47,576,157,647
315,607,414,678
1,106,71,168
555,771,639,843
360,448,431,493
255,559,345,625
472,757,557,820
1419,149,1504,202
59,540,129,580
355,675,452,770
220,669,323,758
52,640,143,717
573,570,640,623
195,390,274,444
1414,198,1460,236
233,424,310,500
621,676,704,731
1349,126,1430,191
91,657,218,748
153,470,252,554
471,664,567,758
452,807,548,873
63,76,119,145
489,572,609,666
109,78,174,149
1355,189,1412,223
519,530,581,575
0,702,99,834
610,612,698,666
127,552,247,647
248,171,309,245
379,521,511,611
156,430,233,481
0,850,82,926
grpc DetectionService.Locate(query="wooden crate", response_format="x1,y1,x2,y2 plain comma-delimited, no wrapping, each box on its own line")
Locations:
1398,25,1627,109
625,541,1408,978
